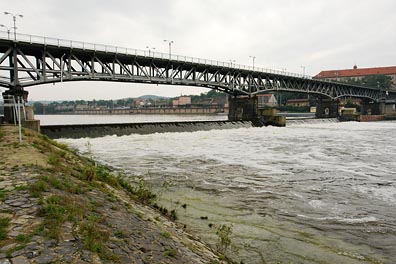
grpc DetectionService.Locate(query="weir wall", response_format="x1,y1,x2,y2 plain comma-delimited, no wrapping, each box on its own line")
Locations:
41,120,252,139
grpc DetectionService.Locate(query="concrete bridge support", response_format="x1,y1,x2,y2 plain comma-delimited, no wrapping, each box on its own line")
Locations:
1,88,40,131
228,96,258,121
360,99,380,115
228,96,285,126
315,98,339,118
2,88,29,124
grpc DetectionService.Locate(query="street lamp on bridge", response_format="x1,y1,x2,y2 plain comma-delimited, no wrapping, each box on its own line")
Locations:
146,46,155,57
0,24,15,40
4,11,23,40
301,65,306,77
229,59,236,67
163,40,174,60
249,56,256,71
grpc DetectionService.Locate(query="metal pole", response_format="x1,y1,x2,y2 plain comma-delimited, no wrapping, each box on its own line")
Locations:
13,16,16,40
301,65,306,77
17,97,22,143
4,12,23,41
60,53,66,82
164,40,174,60
249,56,256,71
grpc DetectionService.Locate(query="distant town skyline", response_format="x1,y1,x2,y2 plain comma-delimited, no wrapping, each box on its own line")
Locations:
1,0,396,100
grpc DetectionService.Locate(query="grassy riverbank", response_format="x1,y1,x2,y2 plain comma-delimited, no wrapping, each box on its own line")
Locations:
0,125,229,263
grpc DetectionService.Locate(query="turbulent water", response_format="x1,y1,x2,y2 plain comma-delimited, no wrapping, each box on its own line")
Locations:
58,118,396,264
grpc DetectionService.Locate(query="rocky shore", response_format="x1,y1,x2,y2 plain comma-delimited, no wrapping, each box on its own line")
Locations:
0,126,228,264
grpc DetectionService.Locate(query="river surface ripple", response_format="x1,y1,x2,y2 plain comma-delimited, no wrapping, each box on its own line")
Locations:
60,120,396,264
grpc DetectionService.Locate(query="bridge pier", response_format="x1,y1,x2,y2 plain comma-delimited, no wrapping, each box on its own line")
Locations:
2,88,29,124
228,96,285,126
315,98,339,118
228,96,258,121
1,88,40,131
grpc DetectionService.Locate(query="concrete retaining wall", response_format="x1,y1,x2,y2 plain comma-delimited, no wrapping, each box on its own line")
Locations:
41,121,252,139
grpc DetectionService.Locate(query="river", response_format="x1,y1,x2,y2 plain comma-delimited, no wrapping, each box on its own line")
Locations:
40,115,396,263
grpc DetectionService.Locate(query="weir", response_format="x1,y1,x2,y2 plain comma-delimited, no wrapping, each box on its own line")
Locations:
40,120,253,139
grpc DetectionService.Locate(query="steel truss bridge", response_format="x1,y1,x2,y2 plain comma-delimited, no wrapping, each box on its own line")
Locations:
0,32,390,101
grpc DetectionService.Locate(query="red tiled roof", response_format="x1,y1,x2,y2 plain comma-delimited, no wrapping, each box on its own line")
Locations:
315,66,396,78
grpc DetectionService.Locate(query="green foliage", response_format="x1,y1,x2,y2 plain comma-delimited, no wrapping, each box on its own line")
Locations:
47,153,61,166
133,175,156,204
95,165,121,188
0,217,10,240
161,231,171,239
215,224,233,254
15,234,32,244
28,179,49,198
0,190,7,201
80,220,109,254
342,74,392,90
39,195,84,239
163,247,177,258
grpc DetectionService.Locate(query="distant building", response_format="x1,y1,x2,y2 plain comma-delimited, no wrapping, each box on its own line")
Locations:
173,96,191,107
257,94,277,108
314,65,396,89
287,99,309,107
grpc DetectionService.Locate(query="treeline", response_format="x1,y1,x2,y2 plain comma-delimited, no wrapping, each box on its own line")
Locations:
339,74,392,90
31,90,226,115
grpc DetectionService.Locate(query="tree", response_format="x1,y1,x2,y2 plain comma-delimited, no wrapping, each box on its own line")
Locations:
362,75,392,90
342,74,392,90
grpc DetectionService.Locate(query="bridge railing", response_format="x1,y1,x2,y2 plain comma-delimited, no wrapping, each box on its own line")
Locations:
0,30,315,79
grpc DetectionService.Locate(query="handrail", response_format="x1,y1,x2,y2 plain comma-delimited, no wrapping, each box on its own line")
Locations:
0,30,312,79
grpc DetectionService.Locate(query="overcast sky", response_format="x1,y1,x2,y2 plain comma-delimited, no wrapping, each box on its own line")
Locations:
1,0,395,101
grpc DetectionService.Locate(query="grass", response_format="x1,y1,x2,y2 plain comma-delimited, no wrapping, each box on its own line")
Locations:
15,233,32,244
163,247,177,258
216,224,233,254
0,190,7,201
38,195,85,239
161,231,171,239
0,217,10,240
28,178,49,198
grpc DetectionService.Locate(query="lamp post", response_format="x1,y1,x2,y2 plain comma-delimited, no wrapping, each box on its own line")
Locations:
249,56,256,70
4,11,23,40
146,46,155,57
163,40,174,60
301,65,306,77
0,24,15,40
229,59,236,67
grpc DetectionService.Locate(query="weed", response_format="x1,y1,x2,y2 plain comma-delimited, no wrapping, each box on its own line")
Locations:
80,221,109,253
15,234,32,244
39,195,84,239
161,231,171,239
48,153,61,166
216,224,233,254
28,179,49,198
114,230,126,238
170,209,177,221
0,217,10,240
0,190,7,201
163,247,177,258
133,175,156,204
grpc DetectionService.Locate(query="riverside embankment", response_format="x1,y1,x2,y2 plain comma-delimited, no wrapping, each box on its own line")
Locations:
0,125,229,264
